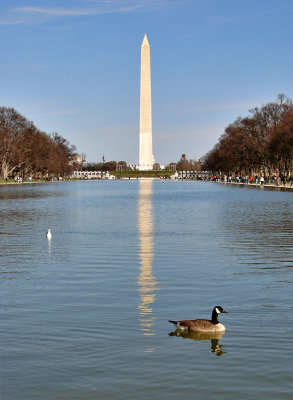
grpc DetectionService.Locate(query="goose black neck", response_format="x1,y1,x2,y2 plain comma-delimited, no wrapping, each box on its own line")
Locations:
211,309,219,324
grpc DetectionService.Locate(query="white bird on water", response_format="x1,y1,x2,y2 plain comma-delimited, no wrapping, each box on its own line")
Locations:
46,229,52,240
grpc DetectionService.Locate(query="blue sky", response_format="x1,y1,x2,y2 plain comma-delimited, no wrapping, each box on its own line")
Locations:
1,0,292,164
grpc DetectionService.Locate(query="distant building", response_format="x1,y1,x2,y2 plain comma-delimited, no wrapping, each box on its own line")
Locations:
71,153,87,168
72,153,82,163
72,171,101,179
72,171,115,180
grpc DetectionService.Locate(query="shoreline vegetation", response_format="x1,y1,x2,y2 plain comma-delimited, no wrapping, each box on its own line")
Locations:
0,107,77,181
201,95,293,181
1,95,293,183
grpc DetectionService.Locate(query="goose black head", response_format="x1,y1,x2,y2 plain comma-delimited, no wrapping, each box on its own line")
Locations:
214,306,227,314
211,306,227,324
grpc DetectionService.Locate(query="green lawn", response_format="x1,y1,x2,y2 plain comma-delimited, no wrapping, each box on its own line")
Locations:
0,178,16,184
110,170,175,178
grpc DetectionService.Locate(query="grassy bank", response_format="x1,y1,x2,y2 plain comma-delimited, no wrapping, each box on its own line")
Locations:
0,171,175,184
110,170,175,179
0,178,15,184
0,178,68,184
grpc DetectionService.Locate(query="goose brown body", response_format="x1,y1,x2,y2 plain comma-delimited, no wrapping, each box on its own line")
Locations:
169,306,227,333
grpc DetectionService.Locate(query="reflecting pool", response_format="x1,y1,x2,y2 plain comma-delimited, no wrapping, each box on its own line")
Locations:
1,180,293,399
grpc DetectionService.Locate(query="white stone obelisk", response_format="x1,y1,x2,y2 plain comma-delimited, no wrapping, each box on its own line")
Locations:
139,34,154,170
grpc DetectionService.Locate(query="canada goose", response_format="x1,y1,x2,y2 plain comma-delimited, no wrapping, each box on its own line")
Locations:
46,229,52,240
169,306,227,332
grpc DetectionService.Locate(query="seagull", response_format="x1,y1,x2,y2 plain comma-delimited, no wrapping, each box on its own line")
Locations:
169,306,227,332
46,229,52,240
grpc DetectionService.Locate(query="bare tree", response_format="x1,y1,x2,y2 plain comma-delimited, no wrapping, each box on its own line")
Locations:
0,107,77,179
201,95,293,177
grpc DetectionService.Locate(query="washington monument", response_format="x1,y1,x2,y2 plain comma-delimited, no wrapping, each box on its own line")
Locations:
139,34,154,170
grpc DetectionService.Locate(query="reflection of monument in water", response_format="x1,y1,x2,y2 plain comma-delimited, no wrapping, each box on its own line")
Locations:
137,179,157,342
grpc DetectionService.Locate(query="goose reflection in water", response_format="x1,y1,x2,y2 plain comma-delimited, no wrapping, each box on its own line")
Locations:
169,330,226,356
137,180,158,345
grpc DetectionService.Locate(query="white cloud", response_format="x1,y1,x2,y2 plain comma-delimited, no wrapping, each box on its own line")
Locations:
0,0,183,25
